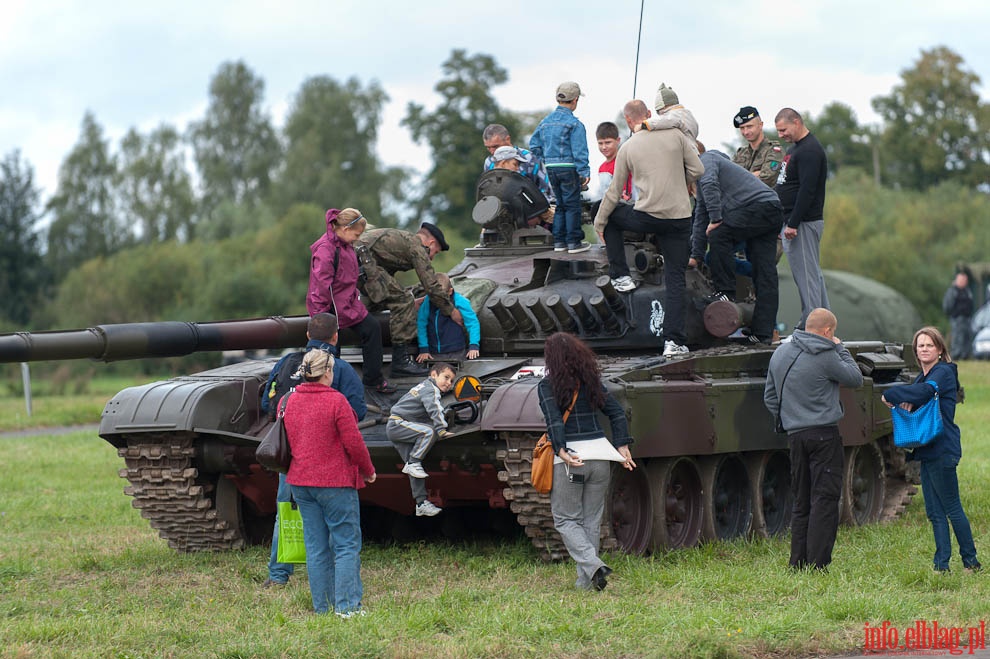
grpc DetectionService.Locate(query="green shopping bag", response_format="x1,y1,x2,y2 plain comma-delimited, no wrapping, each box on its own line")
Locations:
276,500,307,563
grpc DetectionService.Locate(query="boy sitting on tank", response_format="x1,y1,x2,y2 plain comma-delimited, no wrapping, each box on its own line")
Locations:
385,362,457,517
416,273,480,363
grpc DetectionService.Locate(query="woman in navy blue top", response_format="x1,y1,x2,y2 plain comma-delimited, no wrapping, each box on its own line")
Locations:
882,327,981,573
538,332,636,591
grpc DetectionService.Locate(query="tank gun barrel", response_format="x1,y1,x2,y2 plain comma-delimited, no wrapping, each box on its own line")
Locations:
0,316,310,363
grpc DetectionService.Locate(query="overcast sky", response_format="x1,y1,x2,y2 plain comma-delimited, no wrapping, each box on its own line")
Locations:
2,0,988,208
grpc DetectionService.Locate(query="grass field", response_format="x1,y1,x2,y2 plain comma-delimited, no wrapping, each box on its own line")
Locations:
1,364,988,658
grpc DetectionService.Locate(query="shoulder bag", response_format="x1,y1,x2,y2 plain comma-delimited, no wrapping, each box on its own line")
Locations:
773,353,801,434
256,393,292,473
531,389,579,495
891,380,942,449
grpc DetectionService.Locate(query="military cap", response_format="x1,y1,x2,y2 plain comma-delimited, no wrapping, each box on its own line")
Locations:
420,222,449,251
733,106,760,128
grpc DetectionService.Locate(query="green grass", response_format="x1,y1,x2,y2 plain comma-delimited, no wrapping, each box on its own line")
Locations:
1,365,989,658
0,374,153,432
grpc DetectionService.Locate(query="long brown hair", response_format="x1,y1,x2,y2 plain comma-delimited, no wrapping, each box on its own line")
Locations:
543,333,604,409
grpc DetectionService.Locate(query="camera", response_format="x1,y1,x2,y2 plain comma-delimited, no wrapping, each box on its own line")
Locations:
567,472,585,484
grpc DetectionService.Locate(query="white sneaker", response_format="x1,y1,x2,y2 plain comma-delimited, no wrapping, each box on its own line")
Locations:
415,500,442,516
402,462,428,479
554,244,568,252
663,341,689,357
335,609,368,619
568,241,591,254
611,275,637,292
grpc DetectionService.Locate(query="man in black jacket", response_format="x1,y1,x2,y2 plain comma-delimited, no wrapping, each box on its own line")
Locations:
774,108,829,331
943,271,974,359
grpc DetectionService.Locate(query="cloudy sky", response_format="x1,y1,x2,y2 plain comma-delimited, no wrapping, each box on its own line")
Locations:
2,0,988,206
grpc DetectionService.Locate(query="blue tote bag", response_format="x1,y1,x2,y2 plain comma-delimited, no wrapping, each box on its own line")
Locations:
890,380,942,449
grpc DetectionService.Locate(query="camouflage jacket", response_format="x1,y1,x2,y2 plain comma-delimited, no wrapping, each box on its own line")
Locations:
357,228,453,315
732,137,784,188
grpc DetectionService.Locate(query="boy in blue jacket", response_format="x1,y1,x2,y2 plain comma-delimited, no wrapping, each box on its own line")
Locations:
417,273,480,362
529,81,591,254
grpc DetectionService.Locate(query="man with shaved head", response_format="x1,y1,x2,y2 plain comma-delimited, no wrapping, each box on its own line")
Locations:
764,308,863,571
593,99,704,357
774,108,829,330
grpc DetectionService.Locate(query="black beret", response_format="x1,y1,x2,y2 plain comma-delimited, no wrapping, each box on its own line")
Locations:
420,222,449,251
733,106,760,128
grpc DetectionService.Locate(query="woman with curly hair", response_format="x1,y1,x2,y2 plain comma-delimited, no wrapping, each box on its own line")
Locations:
537,332,637,591
882,327,981,574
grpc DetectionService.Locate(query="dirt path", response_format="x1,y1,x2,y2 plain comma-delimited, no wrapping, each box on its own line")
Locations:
0,424,100,439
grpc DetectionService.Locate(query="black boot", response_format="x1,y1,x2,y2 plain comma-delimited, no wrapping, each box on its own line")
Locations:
390,344,429,377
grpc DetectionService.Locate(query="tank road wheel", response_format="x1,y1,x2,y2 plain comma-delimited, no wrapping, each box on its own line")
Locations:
746,450,792,538
607,463,653,555
841,441,886,526
117,434,245,551
878,435,919,522
647,457,704,551
699,454,752,542
498,432,568,562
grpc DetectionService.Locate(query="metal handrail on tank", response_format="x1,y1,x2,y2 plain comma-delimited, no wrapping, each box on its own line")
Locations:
0,316,310,363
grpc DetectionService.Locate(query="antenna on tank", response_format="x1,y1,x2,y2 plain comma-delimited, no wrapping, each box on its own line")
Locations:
632,0,645,97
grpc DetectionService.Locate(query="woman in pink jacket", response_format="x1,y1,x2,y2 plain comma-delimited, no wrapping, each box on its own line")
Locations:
284,349,376,617
307,207,393,393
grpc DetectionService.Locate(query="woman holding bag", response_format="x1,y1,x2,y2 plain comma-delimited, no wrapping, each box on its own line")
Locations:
284,349,377,616
882,327,981,574
537,333,636,591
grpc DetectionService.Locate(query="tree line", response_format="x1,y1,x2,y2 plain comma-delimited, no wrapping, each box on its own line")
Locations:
1,46,988,336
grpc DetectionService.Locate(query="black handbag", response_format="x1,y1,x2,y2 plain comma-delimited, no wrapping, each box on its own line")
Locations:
256,393,292,473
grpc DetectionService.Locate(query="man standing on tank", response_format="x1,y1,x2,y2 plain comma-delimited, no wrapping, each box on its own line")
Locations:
763,308,863,571
774,108,829,331
732,106,784,188
593,99,704,357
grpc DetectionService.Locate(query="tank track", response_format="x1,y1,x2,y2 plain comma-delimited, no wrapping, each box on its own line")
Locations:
878,434,920,522
498,431,616,562
117,434,244,551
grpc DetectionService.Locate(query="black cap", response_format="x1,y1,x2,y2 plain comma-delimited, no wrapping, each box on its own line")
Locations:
733,106,759,128
420,222,449,251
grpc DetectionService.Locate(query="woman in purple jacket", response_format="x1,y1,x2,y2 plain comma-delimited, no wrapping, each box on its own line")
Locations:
882,327,981,574
307,207,394,393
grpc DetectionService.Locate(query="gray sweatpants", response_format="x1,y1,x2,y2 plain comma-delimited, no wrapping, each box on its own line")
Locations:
386,418,437,505
550,460,611,589
782,219,829,329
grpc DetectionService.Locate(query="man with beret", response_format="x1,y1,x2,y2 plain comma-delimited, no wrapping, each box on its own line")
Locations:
482,124,554,203
732,106,784,188
355,223,460,377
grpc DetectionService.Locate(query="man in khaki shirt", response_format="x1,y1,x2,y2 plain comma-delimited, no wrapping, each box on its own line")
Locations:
593,99,704,356
731,106,784,188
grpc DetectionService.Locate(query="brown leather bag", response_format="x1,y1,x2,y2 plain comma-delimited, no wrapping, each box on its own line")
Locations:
531,390,579,494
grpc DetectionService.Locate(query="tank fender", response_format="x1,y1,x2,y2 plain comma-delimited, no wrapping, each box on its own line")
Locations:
481,378,546,432
100,361,271,442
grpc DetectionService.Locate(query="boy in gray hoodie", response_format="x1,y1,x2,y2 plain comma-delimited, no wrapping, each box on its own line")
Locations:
386,363,456,516
763,308,863,570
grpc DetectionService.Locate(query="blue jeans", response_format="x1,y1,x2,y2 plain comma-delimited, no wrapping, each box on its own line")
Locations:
290,484,364,614
548,167,584,247
267,474,295,583
919,455,979,570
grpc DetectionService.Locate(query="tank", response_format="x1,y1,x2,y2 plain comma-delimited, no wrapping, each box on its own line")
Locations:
0,175,921,560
